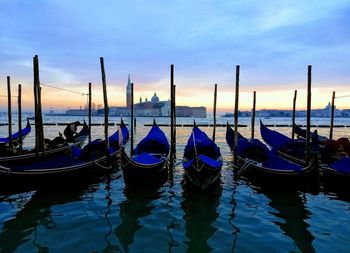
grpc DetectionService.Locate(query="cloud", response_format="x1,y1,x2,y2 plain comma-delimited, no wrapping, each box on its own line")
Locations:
1,0,350,111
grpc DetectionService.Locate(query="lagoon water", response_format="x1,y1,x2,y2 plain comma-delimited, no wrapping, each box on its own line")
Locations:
0,116,350,253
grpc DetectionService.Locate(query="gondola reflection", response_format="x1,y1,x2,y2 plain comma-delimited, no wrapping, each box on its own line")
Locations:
181,183,222,253
115,186,161,252
0,176,101,253
263,189,315,253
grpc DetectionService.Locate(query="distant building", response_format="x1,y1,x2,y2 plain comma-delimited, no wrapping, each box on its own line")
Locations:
66,109,98,116
64,76,206,117
176,106,206,117
222,102,349,118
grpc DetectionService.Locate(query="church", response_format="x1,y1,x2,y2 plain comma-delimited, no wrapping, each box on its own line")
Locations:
68,75,206,117
109,75,206,117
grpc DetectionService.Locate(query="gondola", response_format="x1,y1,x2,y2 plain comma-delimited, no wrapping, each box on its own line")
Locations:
321,156,350,190
121,120,169,186
260,120,307,165
0,120,129,186
260,121,350,189
294,124,350,158
183,122,222,189
0,121,89,166
0,119,31,146
226,123,318,185
293,124,328,143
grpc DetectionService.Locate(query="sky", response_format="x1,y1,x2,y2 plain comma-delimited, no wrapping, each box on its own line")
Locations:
0,0,350,113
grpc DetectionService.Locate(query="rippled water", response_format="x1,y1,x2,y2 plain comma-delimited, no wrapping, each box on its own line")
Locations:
0,116,350,253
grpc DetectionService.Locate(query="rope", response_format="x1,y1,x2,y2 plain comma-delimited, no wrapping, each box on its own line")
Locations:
94,160,112,170
40,83,88,96
191,130,200,170
0,95,18,97
335,95,350,99
235,159,257,178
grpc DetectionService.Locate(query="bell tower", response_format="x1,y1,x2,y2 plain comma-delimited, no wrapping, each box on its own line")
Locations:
126,75,132,108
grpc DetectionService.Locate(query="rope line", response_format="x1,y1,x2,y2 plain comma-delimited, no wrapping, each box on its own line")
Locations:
40,83,88,96
0,95,18,98
335,95,350,99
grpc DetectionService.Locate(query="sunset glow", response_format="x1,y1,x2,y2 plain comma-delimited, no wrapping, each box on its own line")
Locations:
1,1,349,113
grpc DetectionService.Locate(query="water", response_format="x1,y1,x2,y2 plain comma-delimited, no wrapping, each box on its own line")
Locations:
1,116,350,253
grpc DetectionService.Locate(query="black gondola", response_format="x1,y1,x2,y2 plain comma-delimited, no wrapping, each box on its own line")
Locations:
226,123,318,185
0,121,89,166
183,122,222,189
121,120,169,186
0,120,129,186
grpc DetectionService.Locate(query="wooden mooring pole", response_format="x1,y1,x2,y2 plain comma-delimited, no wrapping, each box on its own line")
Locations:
170,64,175,168
292,90,297,139
7,76,13,150
306,65,312,165
212,83,217,142
173,84,176,158
251,91,256,139
33,55,45,155
329,91,336,140
130,82,134,156
100,57,110,166
18,84,22,148
88,82,92,143
233,65,240,166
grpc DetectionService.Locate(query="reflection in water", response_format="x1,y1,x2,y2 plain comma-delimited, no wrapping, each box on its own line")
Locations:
264,190,315,253
115,187,161,253
228,183,240,253
165,188,180,252
102,175,121,252
0,179,100,253
181,185,222,253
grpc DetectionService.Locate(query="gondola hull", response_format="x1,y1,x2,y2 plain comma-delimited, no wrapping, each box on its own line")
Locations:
0,120,128,189
121,148,167,187
322,167,350,191
183,156,222,190
235,155,319,187
226,123,319,187
0,149,119,189
0,127,88,166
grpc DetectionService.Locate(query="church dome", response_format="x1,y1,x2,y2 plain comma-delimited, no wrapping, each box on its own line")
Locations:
151,92,160,103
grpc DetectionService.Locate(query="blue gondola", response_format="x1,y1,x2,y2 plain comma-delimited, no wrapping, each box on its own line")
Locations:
226,123,318,184
183,122,222,189
260,120,307,165
293,124,330,143
0,120,129,185
121,120,169,186
0,120,31,146
0,121,90,166
260,121,350,189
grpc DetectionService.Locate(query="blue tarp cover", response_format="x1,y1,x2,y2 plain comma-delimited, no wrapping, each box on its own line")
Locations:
132,152,161,165
184,126,221,159
109,122,130,147
134,123,169,155
260,120,294,149
262,154,303,171
0,121,31,143
330,157,350,174
183,158,194,170
198,154,222,169
227,124,303,171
